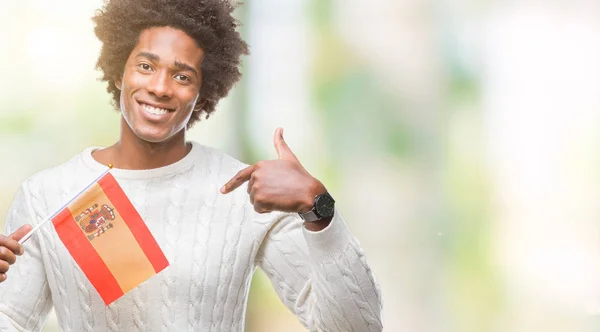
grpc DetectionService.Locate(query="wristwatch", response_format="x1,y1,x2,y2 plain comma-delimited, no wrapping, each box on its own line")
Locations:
298,191,335,222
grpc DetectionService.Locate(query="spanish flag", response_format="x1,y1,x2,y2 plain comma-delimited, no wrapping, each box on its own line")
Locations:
51,171,168,305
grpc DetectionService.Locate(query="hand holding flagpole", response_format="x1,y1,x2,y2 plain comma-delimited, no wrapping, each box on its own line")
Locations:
0,225,31,282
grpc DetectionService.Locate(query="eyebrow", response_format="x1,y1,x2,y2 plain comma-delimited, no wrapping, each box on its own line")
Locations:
136,51,160,62
135,51,199,77
174,60,198,77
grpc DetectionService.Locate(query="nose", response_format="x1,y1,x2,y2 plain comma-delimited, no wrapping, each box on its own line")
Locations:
147,71,173,99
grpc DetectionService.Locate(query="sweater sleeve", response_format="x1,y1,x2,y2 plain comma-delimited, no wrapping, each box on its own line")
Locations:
255,208,383,331
0,184,53,332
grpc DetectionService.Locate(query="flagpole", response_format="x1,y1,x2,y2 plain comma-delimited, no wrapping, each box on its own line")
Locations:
18,165,114,245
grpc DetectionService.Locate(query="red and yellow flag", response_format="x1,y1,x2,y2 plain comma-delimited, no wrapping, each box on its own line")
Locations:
52,172,168,305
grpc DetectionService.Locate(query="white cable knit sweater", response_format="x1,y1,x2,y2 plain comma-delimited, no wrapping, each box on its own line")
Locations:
0,142,382,332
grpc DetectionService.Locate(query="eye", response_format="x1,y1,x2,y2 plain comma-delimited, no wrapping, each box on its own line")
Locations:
138,63,152,71
175,74,190,82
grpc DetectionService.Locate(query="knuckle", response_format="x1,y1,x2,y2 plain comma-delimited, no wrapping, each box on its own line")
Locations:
0,248,15,264
4,240,17,253
0,253,15,266
234,171,243,181
254,193,264,203
262,202,274,211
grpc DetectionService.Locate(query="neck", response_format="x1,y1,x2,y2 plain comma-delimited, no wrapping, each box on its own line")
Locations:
93,118,191,170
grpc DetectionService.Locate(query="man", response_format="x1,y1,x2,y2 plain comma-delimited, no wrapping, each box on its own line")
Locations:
0,0,383,331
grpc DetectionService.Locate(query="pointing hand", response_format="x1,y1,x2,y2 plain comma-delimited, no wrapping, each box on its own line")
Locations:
221,128,325,214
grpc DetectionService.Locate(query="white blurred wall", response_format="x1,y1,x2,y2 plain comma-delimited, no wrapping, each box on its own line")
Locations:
483,3,600,331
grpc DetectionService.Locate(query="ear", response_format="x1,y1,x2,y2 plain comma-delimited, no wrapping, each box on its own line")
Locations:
194,98,208,112
114,77,122,91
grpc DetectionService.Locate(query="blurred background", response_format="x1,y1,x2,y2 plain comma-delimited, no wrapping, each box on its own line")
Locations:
1,0,600,331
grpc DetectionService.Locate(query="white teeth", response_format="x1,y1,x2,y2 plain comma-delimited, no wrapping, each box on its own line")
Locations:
142,104,170,115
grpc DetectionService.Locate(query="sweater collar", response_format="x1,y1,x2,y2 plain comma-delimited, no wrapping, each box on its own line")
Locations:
80,141,203,179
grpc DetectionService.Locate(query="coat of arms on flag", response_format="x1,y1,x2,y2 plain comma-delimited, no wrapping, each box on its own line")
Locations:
75,203,116,241
46,170,169,305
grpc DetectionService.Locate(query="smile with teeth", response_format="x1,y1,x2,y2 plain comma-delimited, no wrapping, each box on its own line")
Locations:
141,103,172,115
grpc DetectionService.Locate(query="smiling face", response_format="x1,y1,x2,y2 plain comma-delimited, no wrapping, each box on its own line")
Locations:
116,26,204,144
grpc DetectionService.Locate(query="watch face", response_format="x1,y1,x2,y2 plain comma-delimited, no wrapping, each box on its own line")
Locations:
315,192,335,218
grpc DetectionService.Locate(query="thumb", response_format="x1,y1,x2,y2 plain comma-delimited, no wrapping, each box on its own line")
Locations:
274,128,298,161
10,224,33,242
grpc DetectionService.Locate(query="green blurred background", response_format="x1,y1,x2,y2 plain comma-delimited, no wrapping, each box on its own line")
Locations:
2,0,600,331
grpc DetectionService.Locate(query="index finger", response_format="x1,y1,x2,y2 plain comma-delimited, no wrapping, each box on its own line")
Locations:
221,165,255,194
11,224,33,248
